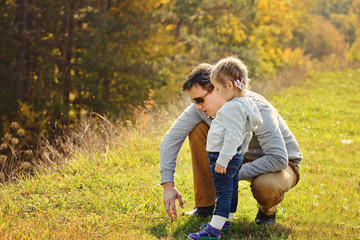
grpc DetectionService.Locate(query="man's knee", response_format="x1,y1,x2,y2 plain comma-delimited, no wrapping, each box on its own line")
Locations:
250,174,285,207
188,122,209,145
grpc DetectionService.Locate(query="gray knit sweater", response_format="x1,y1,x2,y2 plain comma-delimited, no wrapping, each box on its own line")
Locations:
160,90,303,184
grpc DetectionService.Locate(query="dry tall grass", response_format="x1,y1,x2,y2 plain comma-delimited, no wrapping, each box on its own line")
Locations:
0,99,186,182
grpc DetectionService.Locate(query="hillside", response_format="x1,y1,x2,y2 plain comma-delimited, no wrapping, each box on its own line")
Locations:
1,69,360,239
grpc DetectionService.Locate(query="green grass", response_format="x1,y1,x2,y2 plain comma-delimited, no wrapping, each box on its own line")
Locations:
1,69,360,239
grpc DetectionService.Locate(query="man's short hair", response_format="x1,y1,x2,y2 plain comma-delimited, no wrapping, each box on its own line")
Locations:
182,63,214,92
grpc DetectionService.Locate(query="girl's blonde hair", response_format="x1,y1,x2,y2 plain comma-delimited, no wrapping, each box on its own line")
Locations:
210,56,249,88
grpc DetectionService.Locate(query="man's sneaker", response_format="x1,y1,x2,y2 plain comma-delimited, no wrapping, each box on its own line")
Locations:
200,221,231,232
188,224,220,240
255,208,276,225
182,206,214,218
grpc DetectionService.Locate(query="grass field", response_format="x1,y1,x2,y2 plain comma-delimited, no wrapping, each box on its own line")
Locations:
1,69,360,239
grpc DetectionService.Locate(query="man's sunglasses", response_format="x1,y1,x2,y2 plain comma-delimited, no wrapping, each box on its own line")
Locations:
190,90,211,104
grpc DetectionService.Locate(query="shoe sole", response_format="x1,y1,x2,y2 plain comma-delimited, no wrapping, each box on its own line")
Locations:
188,237,220,240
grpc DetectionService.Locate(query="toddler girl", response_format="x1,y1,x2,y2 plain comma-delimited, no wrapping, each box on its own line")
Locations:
188,57,263,239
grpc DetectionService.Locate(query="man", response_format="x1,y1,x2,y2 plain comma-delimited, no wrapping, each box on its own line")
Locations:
160,63,302,224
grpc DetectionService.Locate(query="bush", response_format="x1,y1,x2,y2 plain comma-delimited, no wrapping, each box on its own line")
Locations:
304,16,347,59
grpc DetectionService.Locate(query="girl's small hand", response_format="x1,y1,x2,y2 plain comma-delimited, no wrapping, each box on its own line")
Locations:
215,163,226,174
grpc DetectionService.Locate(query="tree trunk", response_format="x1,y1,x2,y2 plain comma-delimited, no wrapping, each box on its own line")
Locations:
16,0,27,101
175,18,183,40
63,1,75,110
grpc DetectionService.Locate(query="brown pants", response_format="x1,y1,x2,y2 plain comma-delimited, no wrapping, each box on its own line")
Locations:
188,122,300,215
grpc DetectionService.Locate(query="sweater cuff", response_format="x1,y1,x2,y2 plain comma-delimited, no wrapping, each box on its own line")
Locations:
161,170,175,184
216,153,233,168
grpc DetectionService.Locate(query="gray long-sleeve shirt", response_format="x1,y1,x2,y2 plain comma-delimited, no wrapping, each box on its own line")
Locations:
160,90,303,184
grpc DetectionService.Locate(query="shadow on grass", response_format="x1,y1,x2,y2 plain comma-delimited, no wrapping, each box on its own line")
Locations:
171,216,293,240
148,222,169,239
225,219,293,240
147,215,211,239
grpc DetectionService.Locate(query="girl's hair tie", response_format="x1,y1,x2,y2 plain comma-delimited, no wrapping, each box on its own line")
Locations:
233,78,245,90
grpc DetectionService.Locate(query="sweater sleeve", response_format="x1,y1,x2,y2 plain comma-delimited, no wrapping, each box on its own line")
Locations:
160,104,203,184
238,103,288,180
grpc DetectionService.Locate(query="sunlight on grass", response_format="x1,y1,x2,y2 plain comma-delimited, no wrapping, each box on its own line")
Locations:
1,69,360,239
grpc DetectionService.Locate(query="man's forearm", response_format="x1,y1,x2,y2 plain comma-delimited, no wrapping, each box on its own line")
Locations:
238,154,288,180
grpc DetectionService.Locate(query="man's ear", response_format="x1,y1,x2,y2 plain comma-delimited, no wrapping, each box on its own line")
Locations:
226,80,233,90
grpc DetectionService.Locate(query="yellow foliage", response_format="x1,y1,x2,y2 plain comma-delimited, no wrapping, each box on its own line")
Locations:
41,33,54,41
252,0,311,75
346,34,360,63
215,13,248,45
354,0,360,14
165,24,176,31
283,48,304,66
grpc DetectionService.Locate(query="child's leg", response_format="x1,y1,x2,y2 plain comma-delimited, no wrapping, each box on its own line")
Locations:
210,169,233,229
222,165,240,229
230,169,239,214
208,153,242,229
188,157,231,239
188,154,242,239
227,154,242,225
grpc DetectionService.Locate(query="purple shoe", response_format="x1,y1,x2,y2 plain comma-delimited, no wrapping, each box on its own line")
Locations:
188,225,220,239
200,221,231,232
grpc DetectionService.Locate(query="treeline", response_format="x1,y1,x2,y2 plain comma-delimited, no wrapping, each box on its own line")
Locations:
1,0,360,153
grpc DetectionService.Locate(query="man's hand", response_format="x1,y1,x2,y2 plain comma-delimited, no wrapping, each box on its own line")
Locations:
162,182,184,220
215,163,226,174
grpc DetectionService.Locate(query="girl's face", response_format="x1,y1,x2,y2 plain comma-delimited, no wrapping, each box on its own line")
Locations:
212,79,234,102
